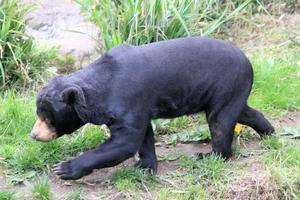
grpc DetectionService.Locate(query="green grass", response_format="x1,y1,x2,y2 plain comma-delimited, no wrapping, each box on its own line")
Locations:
104,154,232,199
261,136,300,199
0,191,16,200
31,177,51,200
0,0,58,90
55,54,76,74
158,154,231,199
76,0,253,51
158,184,208,200
179,155,226,182
61,191,84,200
110,167,158,192
249,50,300,115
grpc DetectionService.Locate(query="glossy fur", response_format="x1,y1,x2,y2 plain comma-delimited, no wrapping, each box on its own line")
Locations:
34,37,274,180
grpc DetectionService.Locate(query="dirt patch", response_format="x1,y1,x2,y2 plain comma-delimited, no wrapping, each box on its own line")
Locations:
276,110,300,128
156,142,211,158
0,175,7,190
224,141,277,200
0,142,212,199
0,136,287,199
228,13,300,53
226,160,278,200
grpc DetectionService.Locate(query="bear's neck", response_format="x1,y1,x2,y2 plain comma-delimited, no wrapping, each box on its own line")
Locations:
66,61,114,125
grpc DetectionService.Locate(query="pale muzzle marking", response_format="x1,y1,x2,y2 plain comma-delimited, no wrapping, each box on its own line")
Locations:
31,117,57,142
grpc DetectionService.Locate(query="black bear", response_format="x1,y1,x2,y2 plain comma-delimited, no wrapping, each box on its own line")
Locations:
30,37,274,180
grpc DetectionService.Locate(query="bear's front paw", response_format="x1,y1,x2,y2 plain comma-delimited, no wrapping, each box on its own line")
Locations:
53,160,91,180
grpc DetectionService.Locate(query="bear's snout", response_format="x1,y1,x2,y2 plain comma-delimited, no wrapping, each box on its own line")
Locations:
30,118,57,142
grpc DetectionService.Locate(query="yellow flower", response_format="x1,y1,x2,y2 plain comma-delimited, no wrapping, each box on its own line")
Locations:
234,124,242,134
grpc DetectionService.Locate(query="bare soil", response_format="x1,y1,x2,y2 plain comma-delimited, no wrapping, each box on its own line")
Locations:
277,111,300,128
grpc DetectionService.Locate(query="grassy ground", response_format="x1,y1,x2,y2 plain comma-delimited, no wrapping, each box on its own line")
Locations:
0,12,300,200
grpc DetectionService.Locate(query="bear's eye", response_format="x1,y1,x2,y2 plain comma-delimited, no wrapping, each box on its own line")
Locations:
45,118,52,125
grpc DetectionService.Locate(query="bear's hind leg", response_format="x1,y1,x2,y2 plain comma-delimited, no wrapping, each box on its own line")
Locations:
134,124,157,173
205,117,236,159
238,105,275,135
199,96,247,159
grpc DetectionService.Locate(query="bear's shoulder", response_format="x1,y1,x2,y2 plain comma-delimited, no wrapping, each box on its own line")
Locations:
101,44,135,62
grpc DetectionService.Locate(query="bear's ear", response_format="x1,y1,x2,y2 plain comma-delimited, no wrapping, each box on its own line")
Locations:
62,86,85,106
62,86,90,123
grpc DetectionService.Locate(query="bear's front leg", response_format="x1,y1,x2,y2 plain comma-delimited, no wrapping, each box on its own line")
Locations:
53,118,148,180
134,124,157,173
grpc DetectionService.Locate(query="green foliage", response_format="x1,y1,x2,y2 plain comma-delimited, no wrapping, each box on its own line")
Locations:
263,138,300,199
249,51,300,115
261,136,283,150
152,116,192,135
158,154,230,199
167,125,210,145
55,54,76,74
232,144,252,158
61,191,84,200
76,0,252,51
0,0,57,90
31,176,52,200
180,155,226,183
158,185,208,200
110,167,158,191
0,191,17,200
159,151,185,161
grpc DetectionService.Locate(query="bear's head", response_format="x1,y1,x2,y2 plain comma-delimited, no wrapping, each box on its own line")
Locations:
30,77,86,142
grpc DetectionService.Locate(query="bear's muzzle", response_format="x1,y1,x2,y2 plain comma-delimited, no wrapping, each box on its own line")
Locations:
30,117,57,142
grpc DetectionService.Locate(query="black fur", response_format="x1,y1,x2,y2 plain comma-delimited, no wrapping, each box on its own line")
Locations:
35,37,274,180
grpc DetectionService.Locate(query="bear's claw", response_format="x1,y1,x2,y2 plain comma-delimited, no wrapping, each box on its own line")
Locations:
134,158,157,174
53,160,86,180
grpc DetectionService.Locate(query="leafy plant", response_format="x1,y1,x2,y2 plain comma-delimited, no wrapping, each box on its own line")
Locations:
168,125,210,145
279,126,300,139
76,0,252,51
0,0,57,90
152,117,192,135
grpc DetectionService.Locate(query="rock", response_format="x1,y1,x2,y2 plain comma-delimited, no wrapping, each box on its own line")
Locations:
21,0,101,69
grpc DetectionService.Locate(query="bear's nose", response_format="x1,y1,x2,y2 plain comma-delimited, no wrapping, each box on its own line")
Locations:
31,132,38,139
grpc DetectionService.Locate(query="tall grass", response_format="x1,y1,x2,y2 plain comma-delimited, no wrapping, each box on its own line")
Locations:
0,0,57,90
76,0,252,51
